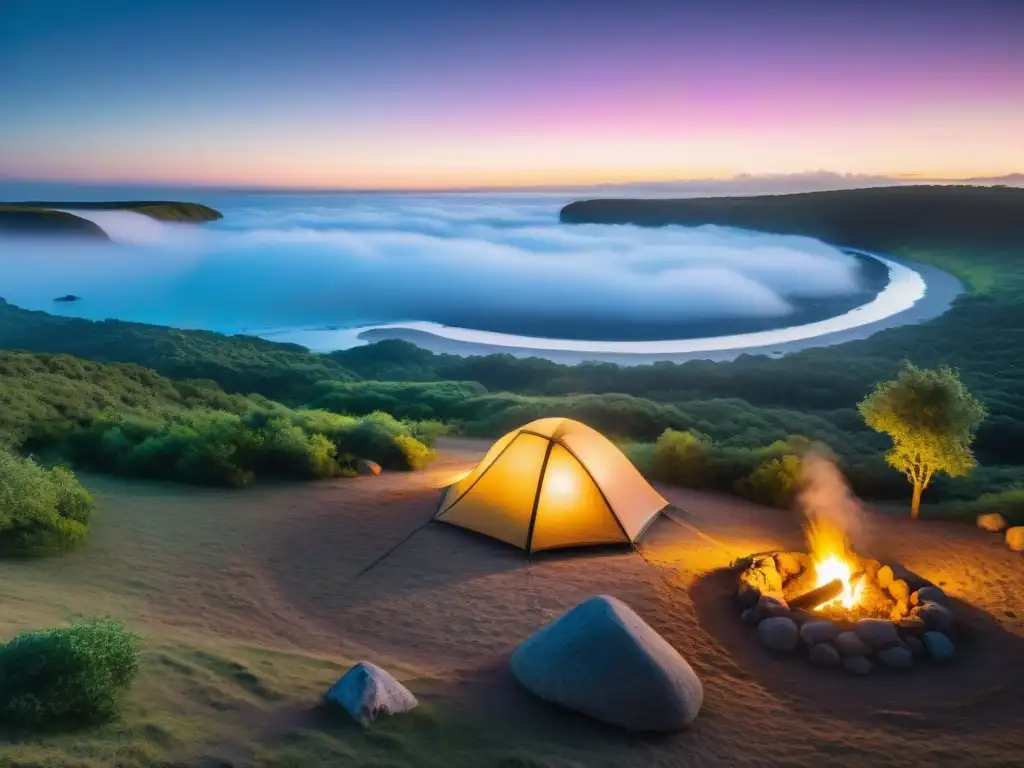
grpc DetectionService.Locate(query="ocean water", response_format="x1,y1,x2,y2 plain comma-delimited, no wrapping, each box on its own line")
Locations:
0,191,922,349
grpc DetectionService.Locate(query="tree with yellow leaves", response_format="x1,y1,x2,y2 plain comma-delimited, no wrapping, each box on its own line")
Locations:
859,363,986,519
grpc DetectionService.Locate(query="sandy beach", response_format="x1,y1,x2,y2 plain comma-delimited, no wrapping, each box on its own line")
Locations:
262,253,963,365
3,438,1020,766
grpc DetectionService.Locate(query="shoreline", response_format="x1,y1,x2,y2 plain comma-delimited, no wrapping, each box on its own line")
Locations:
258,250,964,364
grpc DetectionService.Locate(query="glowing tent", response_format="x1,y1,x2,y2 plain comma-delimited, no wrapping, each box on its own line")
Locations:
435,418,668,552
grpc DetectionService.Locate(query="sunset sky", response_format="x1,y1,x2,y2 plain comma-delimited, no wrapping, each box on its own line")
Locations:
2,0,1022,189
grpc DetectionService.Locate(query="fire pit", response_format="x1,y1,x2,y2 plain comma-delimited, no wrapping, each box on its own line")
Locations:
734,549,959,674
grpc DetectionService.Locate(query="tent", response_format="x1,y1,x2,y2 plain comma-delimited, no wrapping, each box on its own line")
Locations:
435,418,668,552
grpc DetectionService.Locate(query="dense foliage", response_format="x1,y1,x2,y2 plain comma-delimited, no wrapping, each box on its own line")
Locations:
0,352,434,487
0,449,93,556
0,619,141,728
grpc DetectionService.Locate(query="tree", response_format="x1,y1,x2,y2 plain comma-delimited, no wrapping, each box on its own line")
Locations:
858,363,986,518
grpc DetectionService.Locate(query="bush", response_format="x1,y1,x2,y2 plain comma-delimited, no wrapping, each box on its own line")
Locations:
648,429,712,488
737,455,803,509
934,488,1024,526
0,619,141,728
0,450,93,556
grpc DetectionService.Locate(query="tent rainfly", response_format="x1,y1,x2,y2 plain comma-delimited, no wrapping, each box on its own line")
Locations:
435,418,668,552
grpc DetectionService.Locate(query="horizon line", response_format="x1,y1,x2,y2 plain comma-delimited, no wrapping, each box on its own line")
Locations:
1,170,1021,195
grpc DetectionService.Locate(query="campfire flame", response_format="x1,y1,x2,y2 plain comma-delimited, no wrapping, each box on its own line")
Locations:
812,554,864,610
800,451,867,612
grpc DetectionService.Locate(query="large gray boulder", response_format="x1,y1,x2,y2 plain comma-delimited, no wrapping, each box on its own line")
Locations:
511,595,703,731
325,662,417,727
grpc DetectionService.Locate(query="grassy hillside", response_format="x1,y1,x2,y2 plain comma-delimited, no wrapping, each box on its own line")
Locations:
0,303,354,399
0,205,108,238
0,352,435,487
10,200,223,222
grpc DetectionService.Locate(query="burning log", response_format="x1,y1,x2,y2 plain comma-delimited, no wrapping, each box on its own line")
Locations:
789,579,843,611
789,570,865,611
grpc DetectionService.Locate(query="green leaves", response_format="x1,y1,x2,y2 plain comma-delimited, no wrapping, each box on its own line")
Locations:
0,619,141,728
860,363,986,513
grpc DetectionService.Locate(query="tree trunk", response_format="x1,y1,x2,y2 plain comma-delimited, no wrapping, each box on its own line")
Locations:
911,481,923,519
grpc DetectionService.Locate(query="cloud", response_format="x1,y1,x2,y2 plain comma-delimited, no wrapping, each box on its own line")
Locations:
0,194,867,337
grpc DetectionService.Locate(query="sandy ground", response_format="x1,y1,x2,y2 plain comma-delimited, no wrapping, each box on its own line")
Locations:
2,438,1022,767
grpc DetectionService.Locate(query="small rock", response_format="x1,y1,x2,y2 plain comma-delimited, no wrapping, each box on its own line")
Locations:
757,617,799,652
898,616,926,635
876,565,894,589
753,595,790,621
860,558,882,580
878,645,914,669
809,642,841,668
1006,527,1024,552
834,631,869,657
977,513,1007,533
842,656,872,675
356,459,382,476
911,586,949,607
890,601,909,621
741,608,759,626
324,662,417,727
904,636,924,657
788,608,814,625
774,552,804,577
922,631,956,661
888,579,910,604
911,601,954,631
800,620,837,647
854,618,900,650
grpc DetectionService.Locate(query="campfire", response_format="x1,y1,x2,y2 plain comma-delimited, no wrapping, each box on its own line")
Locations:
731,452,961,675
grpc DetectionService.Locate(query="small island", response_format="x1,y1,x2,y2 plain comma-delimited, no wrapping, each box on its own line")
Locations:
53,294,81,303
0,200,223,239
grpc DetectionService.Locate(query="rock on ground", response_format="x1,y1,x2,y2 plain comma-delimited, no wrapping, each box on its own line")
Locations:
511,595,703,731
912,601,954,631
356,459,382,477
843,656,873,675
904,635,924,657
876,565,894,589
1007,527,1024,552
324,662,418,727
835,631,870,657
911,586,949,607
854,618,900,650
800,620,837,647
923,631,956,661
888,579,911,604
757,616,799,652
809,642,841,668
753,595,790,622
977,513,1007,533
878,645,914,669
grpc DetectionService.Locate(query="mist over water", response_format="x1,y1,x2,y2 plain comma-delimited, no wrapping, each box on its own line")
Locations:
0,194,872,339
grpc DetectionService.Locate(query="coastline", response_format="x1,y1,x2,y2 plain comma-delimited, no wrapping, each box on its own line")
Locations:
258,251,964,364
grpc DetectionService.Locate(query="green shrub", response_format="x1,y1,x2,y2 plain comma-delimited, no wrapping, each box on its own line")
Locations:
0,450,93,556
0,619,141,728
934,488,1024,525
648,429,712,488
737,455,803,509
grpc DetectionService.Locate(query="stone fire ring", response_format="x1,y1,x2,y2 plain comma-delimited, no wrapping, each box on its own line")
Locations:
733,552,959,674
